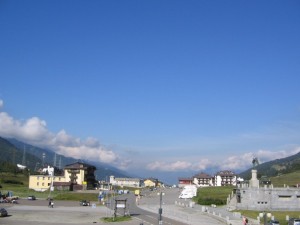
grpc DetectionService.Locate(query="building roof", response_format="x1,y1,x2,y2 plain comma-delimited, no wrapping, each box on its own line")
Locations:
215,170,236,177
144,178,158,182
178,177,193,181
193,172,212,179
64,162,96,170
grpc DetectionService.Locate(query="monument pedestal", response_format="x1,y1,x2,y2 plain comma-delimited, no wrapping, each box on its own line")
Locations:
249,169,259,188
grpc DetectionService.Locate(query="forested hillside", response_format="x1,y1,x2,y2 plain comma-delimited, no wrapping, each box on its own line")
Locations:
0,137,41,171
239,151,300,180
0,137,131,180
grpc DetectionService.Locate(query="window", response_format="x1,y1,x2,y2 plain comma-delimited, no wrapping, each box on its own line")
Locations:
42,183,44,186
278,195,291,198
278,195,291,201
37,182,39,186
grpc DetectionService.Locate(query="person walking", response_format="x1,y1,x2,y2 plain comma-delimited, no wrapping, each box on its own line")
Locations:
242,216,248,225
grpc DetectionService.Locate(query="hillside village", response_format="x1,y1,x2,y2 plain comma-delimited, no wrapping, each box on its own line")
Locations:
28,160,242,192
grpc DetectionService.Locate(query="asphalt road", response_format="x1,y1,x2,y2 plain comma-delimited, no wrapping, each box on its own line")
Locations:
0,198,129,225
0,188,226,225
113,191,189,225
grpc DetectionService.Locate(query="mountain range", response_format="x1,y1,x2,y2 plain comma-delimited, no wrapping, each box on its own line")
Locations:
0,136,131,181
1,136,300,183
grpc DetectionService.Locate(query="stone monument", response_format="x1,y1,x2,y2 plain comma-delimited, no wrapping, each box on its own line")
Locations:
249,157,259,188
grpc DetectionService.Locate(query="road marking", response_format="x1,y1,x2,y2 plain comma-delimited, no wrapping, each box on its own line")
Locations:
131,216,153,225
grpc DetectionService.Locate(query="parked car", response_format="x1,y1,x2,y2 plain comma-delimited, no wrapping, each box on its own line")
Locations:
269,219,280,225
79,200,90,206
27,195,36,200
288,218,300,225
0,208,8,217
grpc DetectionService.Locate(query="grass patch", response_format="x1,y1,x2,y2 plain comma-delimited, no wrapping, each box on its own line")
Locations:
270,171,300,187
0,172,101,201
0,172,30,197
55,192,98,201
102,216,131,223
194,186,233,205
237,210,300,225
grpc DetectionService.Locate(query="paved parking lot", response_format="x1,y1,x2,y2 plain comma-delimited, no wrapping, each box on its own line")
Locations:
0,189,236,225
0,199,136,225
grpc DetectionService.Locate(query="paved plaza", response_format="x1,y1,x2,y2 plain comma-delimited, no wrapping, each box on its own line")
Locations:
0,188,249,225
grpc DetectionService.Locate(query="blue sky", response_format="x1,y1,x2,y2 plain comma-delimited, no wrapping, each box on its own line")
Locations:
0,1,300,184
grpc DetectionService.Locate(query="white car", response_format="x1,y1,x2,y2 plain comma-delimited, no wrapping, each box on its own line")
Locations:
179,192,194,199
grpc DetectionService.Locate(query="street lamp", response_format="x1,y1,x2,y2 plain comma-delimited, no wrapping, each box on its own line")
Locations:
259,211,271,225
157,191,165,225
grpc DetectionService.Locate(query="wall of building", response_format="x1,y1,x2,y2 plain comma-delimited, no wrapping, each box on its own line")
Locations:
29,175,66,192
236,186,300,210
144,180,156,187
109,176,141,187
64,169,85,184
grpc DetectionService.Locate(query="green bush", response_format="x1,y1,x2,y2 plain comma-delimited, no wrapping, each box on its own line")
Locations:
197,197,226,205
2,179,24,185
102,216,131,222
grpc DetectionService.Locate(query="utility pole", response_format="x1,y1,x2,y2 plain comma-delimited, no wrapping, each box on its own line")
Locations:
158,191,164,225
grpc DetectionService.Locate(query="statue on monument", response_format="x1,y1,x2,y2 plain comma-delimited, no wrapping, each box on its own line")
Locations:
252,157,259,168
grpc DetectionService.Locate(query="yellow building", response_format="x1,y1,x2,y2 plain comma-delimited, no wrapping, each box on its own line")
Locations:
64,162,96,190
29,175,66,192
144,178,158,187
29,162,96,191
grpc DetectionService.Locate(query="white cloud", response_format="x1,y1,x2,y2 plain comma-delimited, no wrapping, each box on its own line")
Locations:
218,147,300,171
57,145,118,163
192,158,213,171
1,98,300,175
146,158,213,172
147,160,192,172
145,146,300,173
0,104,119,165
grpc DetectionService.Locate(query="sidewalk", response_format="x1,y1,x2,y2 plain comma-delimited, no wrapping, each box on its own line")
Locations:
138,194,259,225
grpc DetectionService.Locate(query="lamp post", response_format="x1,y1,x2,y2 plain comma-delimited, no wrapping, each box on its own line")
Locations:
259,211,270,225
158,191,165,225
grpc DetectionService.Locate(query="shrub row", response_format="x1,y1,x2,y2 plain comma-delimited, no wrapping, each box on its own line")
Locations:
2,179,24,185
197,197,226,205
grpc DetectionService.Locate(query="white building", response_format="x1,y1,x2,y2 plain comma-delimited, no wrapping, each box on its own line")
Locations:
109,176,141,188
193,172,213,187
214,170,237,186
